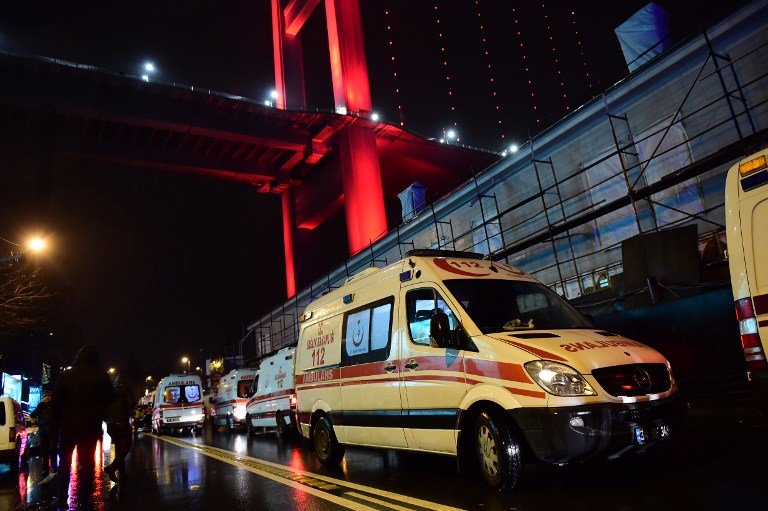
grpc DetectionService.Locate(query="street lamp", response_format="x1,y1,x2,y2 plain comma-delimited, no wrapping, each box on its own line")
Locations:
181,357,190,373
27,237,47,253
108,367,116,375
195,366,201,372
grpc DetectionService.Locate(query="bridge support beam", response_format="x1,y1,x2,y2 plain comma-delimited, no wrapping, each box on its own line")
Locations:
271,0,307,110
281,189,297,298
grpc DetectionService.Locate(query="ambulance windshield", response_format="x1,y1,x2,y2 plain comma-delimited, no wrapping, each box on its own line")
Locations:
237,380,254,398
444,279,592,334
164,384,202,404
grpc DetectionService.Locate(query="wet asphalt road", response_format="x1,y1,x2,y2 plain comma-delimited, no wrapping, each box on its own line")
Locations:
1,410,766,511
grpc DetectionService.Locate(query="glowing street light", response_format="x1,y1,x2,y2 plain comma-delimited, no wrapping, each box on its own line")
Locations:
141,74,149,82
446,129,457,140
269,89,278,99
108,367,116,375
27,237,47,253
181,356,190,373
371,112,380,122
144,62,156,73
509,143,519,154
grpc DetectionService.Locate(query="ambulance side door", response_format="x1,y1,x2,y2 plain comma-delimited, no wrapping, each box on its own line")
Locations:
399,284,469,453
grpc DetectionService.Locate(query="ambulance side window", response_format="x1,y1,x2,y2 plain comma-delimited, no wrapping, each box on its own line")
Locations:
406,288,460,346
341,297,394,366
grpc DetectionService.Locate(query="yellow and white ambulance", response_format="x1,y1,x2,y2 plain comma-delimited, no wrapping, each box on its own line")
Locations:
245,347,297,437
294,250,679,490
211,368,259,432
725,148,768,398
151,374,205,434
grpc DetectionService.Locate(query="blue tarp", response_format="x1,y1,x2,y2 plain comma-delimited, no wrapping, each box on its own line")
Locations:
615,3,670,72
398,181,427,221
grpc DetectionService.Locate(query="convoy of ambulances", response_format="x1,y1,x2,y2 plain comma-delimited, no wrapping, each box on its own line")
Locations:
245,347,297,437
211,368,259,432
151,374,205,434
725,148,768,399
294,250,679,490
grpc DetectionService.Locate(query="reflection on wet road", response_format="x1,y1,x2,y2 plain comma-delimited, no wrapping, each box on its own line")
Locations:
0,412,765,510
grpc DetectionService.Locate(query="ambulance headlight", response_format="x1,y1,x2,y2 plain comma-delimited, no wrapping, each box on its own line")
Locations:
524,360,596,397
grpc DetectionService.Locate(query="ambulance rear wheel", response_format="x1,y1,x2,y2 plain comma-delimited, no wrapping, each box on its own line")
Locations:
474,411,523,491
313,416,344,466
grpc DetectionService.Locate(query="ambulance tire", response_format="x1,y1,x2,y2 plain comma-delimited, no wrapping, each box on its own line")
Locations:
474,411,523,491
313,415,344,466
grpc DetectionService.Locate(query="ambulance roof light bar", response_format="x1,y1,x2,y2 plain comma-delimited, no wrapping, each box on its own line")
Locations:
406,249,484,260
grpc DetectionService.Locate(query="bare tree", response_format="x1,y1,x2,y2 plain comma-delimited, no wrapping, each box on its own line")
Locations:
0,262,54,337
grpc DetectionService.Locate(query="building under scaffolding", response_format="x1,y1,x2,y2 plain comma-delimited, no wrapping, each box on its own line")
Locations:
241,0,768,364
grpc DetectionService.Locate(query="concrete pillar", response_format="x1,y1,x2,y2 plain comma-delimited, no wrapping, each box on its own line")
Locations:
281,189,297,298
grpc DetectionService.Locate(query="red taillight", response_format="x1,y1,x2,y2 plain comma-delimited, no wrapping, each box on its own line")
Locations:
290,395,297,408
735,298,768,372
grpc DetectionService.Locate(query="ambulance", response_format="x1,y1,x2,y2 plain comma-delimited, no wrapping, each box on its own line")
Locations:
725,148,768,399
211,368,259,432
294,250,679,490
151,374,205,434
245,347,297,437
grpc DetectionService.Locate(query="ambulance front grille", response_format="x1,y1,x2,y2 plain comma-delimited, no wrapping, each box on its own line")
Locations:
592,363,671,397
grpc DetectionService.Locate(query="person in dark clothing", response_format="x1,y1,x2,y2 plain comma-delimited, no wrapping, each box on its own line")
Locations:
104,376,135,482
29,390,55,477
52,345,115,506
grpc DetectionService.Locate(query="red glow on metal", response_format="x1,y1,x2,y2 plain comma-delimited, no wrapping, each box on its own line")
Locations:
282,191,297,298
297,194,345,230
339,125,387,252
325,0,373,113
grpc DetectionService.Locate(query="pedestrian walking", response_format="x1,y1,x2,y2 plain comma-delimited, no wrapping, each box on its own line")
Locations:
52,345,115,507
29,390,55,477
104,375,135,482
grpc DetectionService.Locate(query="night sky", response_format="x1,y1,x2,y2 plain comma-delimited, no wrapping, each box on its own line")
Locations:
0,0,725,374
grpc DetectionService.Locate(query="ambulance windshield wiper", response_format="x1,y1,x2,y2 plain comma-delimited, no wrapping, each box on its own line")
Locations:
502,318,535,331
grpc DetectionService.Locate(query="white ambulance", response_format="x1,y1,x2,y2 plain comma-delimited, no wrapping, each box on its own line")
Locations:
245,347,297,437
211,368,259,432
725,148,768,399
151,374,205,434
294,250,680,490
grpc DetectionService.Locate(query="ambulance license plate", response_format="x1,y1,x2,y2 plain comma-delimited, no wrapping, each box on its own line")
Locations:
165,417,179,423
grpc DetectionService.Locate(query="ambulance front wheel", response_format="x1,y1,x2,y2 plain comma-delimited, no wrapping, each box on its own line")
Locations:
475,411,523,491
313,415,344,466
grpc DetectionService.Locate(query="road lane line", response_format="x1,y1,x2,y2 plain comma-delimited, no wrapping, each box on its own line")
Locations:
148,434,376,511
345,491,416,511
148,433,465,511
188,440,466,511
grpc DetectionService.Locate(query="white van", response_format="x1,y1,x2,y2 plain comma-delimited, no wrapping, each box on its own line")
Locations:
725,148,768,399
0,396,25,472
211,368,258,432
294,250,680,490
245,347,297,437
151,374,205,434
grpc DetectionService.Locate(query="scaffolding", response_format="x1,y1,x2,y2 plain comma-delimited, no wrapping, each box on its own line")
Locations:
240,1,768,362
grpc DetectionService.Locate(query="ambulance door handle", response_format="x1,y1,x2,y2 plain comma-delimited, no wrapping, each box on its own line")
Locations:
384,363,397,373
404,360,419,370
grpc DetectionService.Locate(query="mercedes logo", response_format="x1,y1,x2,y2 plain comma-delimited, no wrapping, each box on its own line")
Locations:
633,367,652,391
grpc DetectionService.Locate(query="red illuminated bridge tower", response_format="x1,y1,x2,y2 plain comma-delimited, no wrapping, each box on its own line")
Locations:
272,0,387,296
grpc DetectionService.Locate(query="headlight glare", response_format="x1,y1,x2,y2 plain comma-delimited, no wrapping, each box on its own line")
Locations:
524,360,596,396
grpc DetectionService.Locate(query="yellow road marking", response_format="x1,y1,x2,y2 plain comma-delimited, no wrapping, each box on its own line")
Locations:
147,433,465,511
345,491,416,511
187,439,465,511
148,434,374,511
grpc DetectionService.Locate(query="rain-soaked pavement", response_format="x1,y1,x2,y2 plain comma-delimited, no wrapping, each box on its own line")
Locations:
1,409,766,511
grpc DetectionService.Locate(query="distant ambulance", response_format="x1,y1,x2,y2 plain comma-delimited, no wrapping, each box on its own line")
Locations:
294,250,680,490
245,347,297,437
725,148,768,398
151,374,205,434
211,368,259,432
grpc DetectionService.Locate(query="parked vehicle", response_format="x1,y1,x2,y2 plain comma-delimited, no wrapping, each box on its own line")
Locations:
725,147,768,400
211,368,258,432
294,250,680,490
151,374,205,434
0,396,26,472
245,347,297,437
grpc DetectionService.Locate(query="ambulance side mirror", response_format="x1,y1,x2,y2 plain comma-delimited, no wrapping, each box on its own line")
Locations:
430,311,450,348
